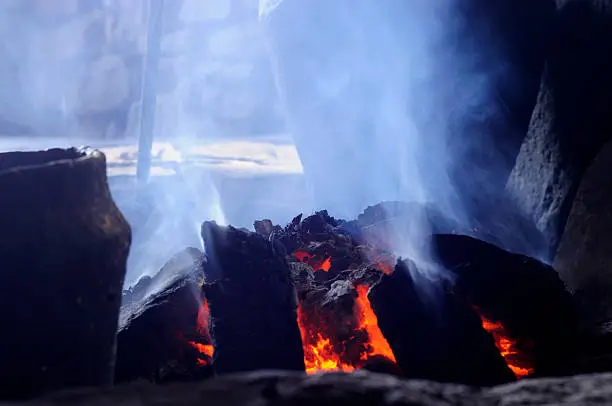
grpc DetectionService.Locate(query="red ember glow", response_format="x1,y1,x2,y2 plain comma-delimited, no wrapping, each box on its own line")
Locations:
320,256,332,272
293,251,332,272
297,305,355,374
296,285,397,374
293,250,314,263
478,313,533,378
293,249,397,373
374,259,395,275
187,298,214,366
354,285,396,363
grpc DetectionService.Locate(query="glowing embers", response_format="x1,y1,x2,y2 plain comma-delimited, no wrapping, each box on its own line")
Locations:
293,250,332,272
478,313,534,378
297,305,355,374
373,259,395,275
296,282,396,374
187,298,214,367
354,285,396,364
292,247,397,374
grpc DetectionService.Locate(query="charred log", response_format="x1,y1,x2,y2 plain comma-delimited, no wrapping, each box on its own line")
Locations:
432,234,581,377
201,222,305,374
369,260,515,386
121,247,205,307
276,210,512,383
115,248,213,383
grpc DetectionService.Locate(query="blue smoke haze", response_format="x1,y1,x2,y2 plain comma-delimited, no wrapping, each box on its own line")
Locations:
0,0,543,287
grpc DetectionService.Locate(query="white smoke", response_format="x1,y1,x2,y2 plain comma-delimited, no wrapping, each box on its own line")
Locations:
259,0,535,271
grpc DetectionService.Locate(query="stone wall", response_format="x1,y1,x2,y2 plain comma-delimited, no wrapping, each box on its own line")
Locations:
0,0,283,140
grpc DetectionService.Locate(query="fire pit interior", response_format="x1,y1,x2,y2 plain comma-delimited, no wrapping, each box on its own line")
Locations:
2,0,612,404
114,204,589,390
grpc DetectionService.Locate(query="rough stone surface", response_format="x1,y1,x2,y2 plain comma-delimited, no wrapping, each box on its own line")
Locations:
506,0,612,259
10,370,612,405
554,139,612,325
0,148,131,400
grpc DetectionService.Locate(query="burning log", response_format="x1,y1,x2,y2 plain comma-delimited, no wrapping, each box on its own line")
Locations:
293,275,396,374
269,211,402,375
369,260,516,386
266,208,543,385
112,202,588,387
115,248,213,383
200,221,305,374
0,148,131,400
432,234,581,377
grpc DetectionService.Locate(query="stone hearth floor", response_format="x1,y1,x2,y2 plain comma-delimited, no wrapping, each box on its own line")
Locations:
3,370,612,405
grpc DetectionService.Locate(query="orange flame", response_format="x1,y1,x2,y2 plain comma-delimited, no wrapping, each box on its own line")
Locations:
374,260,394,275
195,299,210,335
354,285,396,363
293,251,332,272
190,341,214,358
293,249,397,373
320,256,332,272
187,298,214,366
297,305,354,373
296,284,397,374
293,250,314,263
479,315,533,378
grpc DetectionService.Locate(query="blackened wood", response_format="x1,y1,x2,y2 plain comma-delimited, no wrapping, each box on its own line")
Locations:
432,234,581,376
0,148,131,400
116,248,212,383
369,260,515,386
201,222,305,374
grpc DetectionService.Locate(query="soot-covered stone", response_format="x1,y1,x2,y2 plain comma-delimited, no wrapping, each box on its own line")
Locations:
369,260,515,386
555,139,612,327
200,221,305,374
506,0,612,258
